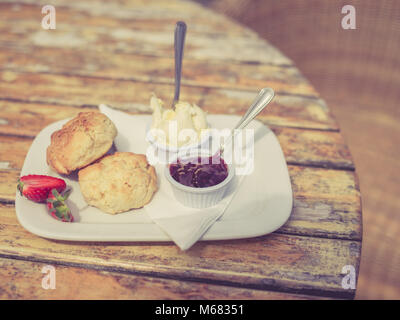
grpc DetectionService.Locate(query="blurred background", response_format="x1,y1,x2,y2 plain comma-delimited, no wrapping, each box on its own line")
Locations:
194,0,400,299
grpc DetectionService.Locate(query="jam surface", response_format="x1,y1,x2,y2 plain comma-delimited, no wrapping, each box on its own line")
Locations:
169,155,229,188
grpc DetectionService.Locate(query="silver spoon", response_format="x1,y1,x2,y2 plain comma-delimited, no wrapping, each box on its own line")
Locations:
220,87,275,156
172,21,187,108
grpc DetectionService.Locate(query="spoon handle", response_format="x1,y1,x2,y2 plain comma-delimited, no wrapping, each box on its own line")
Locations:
173,21,187,107
234,87,274,130
221,88,274,154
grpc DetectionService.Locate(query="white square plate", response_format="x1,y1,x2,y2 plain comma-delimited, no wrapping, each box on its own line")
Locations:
15,115,292,242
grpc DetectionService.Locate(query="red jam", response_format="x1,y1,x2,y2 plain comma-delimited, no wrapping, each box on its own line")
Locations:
169,155,229,188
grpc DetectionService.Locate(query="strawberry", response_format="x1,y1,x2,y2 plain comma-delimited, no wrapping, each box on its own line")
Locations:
17,175,66,203
47,189,73,222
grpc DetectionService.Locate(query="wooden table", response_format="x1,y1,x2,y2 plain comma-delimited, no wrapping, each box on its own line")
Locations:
0,0,362,299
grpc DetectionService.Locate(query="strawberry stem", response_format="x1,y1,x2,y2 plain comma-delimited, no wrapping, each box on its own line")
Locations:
17,179,24,196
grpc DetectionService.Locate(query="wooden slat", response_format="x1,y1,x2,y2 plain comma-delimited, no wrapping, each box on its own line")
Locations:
0,107,351,169
0,256,328,299
0,170,18,202
273,127,354,170
0,204,359,298
0,71,337,130
0,1,292,65
0,137,32,170
0,101,95,138
0,46,318,96
0,164,361,240
283,166,361,240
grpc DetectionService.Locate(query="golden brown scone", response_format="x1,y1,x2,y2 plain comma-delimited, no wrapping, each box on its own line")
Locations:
78,152,158,214
47,112,117,175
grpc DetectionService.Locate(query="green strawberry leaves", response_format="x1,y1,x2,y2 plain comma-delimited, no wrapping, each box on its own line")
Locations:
47,189,74,222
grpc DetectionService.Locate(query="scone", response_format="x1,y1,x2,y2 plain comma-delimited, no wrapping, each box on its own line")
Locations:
47,112,117,175
78,152,157,214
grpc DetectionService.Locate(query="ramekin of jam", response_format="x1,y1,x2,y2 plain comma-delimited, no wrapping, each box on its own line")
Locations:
165,152,235,208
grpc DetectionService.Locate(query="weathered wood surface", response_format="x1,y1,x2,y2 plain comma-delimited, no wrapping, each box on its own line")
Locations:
0,204,359,298
0,71,335,130
0,44,317,96
0,1,291,65
0,0,362,299
1,257,330,300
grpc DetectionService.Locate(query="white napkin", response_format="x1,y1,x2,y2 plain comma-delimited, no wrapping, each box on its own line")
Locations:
99,104,245,250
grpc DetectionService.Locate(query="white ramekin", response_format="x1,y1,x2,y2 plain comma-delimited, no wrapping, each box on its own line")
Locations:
164,153,235,209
